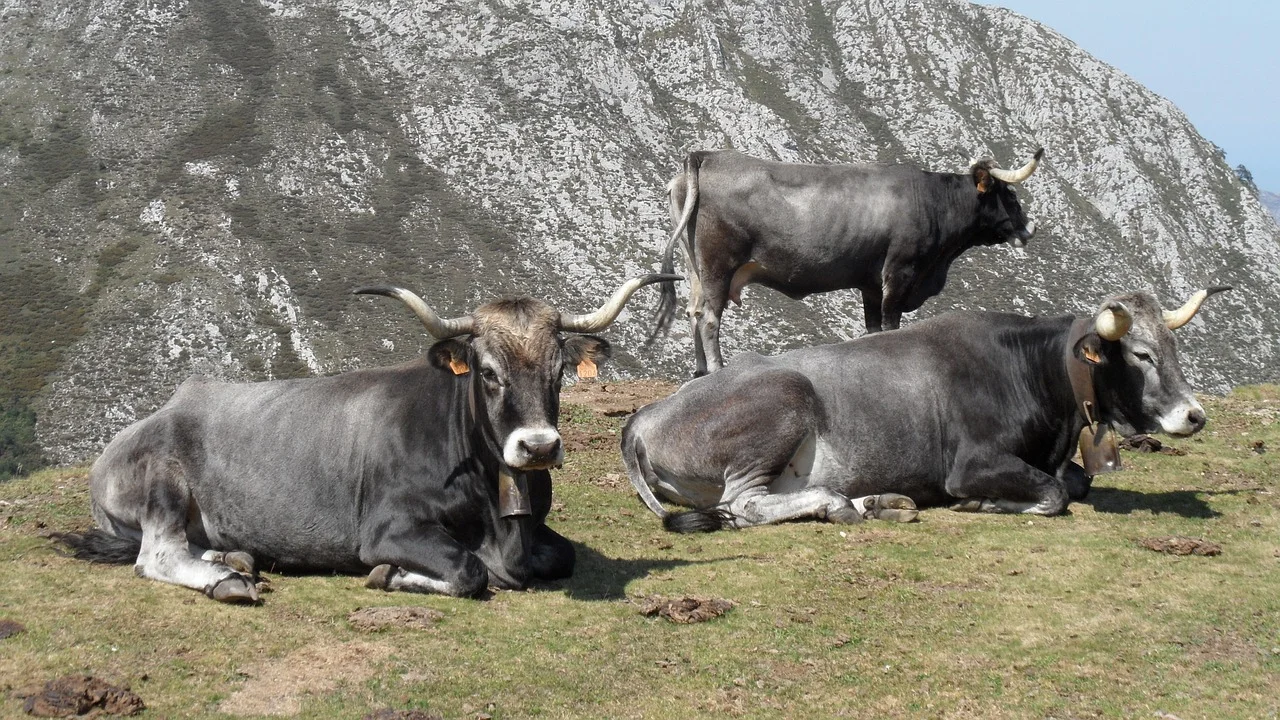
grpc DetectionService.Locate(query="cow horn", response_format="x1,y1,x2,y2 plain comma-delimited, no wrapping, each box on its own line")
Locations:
559,274,683,333
1163,285,1232,330
353,286,475,338
988,147,1044,185
1094,299,1132,341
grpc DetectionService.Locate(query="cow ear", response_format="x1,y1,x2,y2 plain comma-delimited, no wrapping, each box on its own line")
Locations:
428,338,473,375
1072,333,1109,367
563,335,612,379
973,166,992,194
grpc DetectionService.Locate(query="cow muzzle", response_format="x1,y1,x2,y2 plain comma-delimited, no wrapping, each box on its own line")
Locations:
503,427,564,470
1010,220,1036,248
1158,400,1207,437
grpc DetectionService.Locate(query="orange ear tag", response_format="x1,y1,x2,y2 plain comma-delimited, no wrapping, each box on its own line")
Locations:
576,358,598,379
1081,345,1103,364
448,358,470,376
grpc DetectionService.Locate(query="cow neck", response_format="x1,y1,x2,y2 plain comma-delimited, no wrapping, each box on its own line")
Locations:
463,367,532,519
1064,318,1121,475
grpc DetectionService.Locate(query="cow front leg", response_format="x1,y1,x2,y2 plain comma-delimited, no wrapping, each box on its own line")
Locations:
1061,461,1093,501
945,453,1070,515
361,525,489,598
529,524,575,581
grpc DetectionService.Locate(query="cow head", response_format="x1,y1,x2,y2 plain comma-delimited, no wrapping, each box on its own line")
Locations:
1072,287,1230,437
970,148,1043,248
355,275,679,472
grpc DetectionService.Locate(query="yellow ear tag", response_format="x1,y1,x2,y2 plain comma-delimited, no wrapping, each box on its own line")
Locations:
448,358,470,376
576,358,598,379
1082,345,1102,364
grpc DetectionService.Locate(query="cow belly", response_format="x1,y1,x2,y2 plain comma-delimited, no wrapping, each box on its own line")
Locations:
187,499,362,572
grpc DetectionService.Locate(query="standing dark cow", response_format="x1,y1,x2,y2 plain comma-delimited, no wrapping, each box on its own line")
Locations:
652,147,1044,375
624,287,1227,532
54,275,677,602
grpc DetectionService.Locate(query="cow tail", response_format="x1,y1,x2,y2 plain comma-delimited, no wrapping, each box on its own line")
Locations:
620,427,671,520
662,507,734,534
648,152,701,342
47,529,140,565
621,421,734,533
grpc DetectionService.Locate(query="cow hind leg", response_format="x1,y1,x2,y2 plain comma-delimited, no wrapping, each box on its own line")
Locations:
134,458,258,603
725,486,863,528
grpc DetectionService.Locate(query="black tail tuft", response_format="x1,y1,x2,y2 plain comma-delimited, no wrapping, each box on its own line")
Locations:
48,529,140,565
662,507,734,534
648,249,680,344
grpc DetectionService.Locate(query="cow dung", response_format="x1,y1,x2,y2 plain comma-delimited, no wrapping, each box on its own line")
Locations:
0,619,25,639
637,595,736,624
348,606,444,632
1138,536,1223,556
15,675,144,717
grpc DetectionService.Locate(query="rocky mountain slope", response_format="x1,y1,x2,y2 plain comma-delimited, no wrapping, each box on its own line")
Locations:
2,0,1278,467
1262,190,1280,225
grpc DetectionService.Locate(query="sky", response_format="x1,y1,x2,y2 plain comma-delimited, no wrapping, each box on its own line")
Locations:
986,1,1279,191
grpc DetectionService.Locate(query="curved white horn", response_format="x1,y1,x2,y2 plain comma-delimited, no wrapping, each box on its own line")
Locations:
1095,299,1132,341
1164,286,1232,330
353,286,475,339
560,274,683,333
988,147,1045,185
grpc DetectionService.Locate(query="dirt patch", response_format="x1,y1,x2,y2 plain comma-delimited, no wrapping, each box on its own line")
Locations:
15,675,144,717
364,710,444,720
562,379,678,417
348,606,444,632
219,640,392,716
637,595,735,623
0,619,25,639
1138,536,1223,556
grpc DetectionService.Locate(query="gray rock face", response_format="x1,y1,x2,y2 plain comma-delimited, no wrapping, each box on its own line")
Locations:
1262,191,1280,225
1,0,1276,463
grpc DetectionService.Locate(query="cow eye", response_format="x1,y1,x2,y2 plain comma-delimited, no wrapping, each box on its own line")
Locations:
1133,350,1153,364
480,367,501,384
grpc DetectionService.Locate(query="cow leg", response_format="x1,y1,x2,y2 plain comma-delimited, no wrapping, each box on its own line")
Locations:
529,524,575,581
134,458,259,603
195,547,256,577
723,486,862,528
944,453,1070,515
1061,461,1093,501
361,525,489,598
861,287,884,333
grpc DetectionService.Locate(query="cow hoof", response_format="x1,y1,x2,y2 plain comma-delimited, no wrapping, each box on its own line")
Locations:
207,574,260,604
365,564,397,591
864,493,919,523
827,503,864,524
222,551,256,576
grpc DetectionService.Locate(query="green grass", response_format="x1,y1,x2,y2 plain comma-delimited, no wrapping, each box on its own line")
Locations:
2,385,1279,718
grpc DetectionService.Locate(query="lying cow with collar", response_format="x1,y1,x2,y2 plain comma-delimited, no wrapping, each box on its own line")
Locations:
55,275,677,601
622,287,1228,532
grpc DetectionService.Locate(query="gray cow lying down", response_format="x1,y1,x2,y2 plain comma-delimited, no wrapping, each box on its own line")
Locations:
622,287,1228,532
54,274,677,602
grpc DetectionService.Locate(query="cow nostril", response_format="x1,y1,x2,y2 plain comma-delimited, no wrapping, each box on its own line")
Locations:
1187,408,1206,429
519,437,561,458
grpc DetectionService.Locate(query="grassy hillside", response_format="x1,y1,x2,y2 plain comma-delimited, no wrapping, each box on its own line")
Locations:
1,382,1278,719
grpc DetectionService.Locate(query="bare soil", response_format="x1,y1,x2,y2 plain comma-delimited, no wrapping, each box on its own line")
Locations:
218,641,392,716
348,606,444,632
